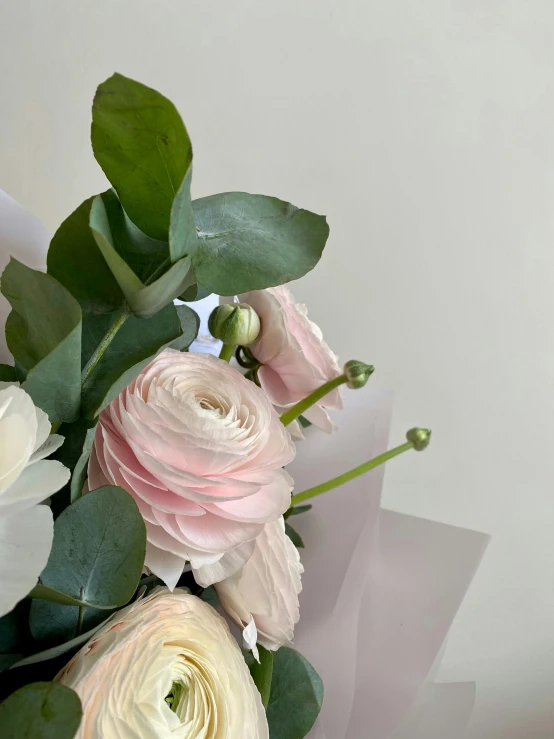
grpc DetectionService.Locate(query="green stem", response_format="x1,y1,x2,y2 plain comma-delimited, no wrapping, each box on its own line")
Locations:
280,374,347,427
81,306,131,386
291,440,415,506
219,343,235,363
251,645,274,709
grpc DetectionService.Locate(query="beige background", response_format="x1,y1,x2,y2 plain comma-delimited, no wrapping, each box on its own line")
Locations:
1,1,553,736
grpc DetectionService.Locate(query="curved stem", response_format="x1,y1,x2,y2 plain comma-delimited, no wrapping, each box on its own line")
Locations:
291,440,415,506
280,374,347,427
219,343,235,363
81,306,131,386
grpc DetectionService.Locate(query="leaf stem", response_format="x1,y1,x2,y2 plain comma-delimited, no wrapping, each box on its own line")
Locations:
219,343,235,363
280,374,347,427
76,606,85,637
81,306,131,386
291,440,415,506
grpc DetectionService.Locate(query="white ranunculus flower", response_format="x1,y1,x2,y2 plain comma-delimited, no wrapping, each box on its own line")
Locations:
216,517,303,656
0,384,69,616
57,587,269,739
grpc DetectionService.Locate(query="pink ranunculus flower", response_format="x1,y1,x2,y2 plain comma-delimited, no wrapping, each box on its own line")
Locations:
238,286,343,432
88,349,296,589
216,516,303,657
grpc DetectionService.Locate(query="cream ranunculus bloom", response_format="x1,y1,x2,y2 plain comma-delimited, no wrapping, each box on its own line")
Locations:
57,587,269,739
0,384,69,617
216,517,303,656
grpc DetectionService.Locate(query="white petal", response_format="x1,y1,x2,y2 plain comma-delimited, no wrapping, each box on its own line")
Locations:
0,505,53,617
33,405,52,452
0,459,69,515
144,541,186,590
29,434,64,464
193,539,256,588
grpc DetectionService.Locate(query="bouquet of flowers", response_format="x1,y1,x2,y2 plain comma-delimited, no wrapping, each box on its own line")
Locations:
0,74,487,738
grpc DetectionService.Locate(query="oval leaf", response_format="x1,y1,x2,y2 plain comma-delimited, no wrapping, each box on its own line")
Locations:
266,647,323,739
91,73,192,240
89,194,194,317
192,192,329,295
47,196,124,314
0,682,82,739
36,486,146,609
1,259,82,422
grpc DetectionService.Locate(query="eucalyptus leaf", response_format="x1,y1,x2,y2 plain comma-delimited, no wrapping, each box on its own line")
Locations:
266,647,323,739
0,364,17,382
170,304,200,351
47,196,124,314
178,284,212,302
10,616,112,670
70,427,96,502
89,194,194,317
1,259,81,422
199,586,220,610
0,655,22,671
169,165,197,262
92,73,192,240
80,303,185,418
0,682,82,739
35,486,146,609
27,584,93,608
29,599,108,646
192,193,329,295
250,645,273,710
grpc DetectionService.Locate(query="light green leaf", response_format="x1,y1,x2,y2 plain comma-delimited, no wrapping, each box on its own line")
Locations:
34,486,146,609
80,303,185,418
47,196,124,314
27,584,91,608
192,193,329,295
1,259,81,422
284,504,312,520
266,647,323,739
178,283,212,302
169,165,197,262
91,72,192,240
0,682,82,739
90,194,194,317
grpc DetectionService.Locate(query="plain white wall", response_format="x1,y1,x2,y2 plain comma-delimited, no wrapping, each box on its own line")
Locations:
1,1,554,736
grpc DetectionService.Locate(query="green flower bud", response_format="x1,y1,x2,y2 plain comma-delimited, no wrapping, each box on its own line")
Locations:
343,360,375,389
208,303,261,347
406,427,432,451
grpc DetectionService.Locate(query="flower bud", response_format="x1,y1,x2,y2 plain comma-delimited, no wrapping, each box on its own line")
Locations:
208,303,261,346
406,427,432,451
343,360,375,389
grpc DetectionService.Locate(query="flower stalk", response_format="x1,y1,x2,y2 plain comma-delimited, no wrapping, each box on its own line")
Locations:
290,428,431,505
279,360,374,427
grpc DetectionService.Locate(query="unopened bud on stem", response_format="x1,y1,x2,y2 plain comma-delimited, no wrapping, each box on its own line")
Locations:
208,304,261,347
343,360,375,389
406,427,432,451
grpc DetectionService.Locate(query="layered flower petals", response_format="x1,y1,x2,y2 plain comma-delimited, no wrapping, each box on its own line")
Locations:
57,588,269,739
90,350,295,587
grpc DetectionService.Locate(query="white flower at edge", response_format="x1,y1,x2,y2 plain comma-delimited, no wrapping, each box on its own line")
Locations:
0,384,70,617
216,517,304,657
57,587,269,739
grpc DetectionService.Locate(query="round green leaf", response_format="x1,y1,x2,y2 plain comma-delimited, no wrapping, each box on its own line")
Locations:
266,647,323,739
1,259,82,423
191,192,329,295
92,73,192,240
0,682,82,739
37,486,146,609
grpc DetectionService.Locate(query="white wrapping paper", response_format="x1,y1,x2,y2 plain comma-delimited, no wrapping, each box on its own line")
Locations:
287,389,489,738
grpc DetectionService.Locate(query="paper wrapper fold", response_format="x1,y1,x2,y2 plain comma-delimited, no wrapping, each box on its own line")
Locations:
288,390,489,739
